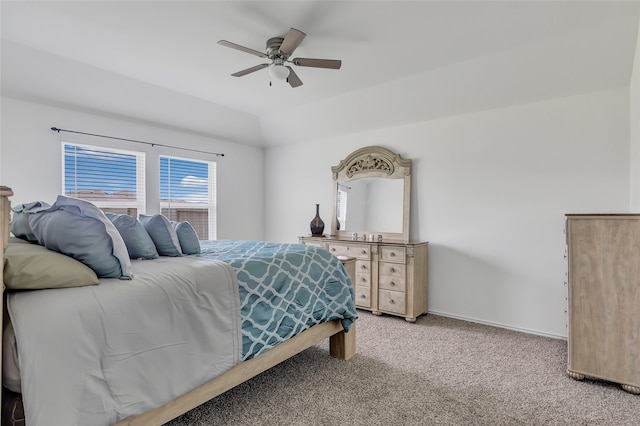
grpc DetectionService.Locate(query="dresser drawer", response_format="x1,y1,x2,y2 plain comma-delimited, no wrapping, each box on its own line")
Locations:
327,243,349,257
355,272,371,286
379,262,405,279
380,246,406,263
348,244,371,260
327,243,371,260
379,275,406,292
355,285,371,308
356,260,371,275
378,289,406,315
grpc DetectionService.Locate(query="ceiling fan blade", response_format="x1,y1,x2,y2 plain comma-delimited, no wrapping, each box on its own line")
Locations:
286,66,303,88
279,28,306,56
218,40,267,58
231,63,269,77
292,58,342,69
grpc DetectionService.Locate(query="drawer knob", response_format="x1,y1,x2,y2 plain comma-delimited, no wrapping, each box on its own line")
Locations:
331,248,335,252
389,299,395,304
360,294,366,299
361,277,366,282
390,281,395,287
361,250,367,255
390,267,396,273
390,252,396,257
361,265,367,269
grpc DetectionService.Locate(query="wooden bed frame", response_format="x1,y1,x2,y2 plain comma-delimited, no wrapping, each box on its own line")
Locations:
0,186,356,426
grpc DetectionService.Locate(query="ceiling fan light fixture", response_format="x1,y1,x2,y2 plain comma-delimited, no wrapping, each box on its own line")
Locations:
268,64,290,81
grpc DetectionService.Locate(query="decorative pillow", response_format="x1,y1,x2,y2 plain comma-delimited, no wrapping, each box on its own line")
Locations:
138,214,182,256
27,195,133,279
105,212,159,259
3,238,99,290
171,221,201,255
10,201,50,242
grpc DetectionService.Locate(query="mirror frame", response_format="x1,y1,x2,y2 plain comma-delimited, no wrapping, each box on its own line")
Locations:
331,146,411,243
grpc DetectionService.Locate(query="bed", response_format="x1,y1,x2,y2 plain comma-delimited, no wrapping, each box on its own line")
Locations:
0,187,358,426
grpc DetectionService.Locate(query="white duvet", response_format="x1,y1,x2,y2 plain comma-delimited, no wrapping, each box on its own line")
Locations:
7,256,242,426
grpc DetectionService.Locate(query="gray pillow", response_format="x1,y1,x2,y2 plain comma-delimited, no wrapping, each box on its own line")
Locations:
28,195,132,279
138,214,182,256
10,201,50,242
105,212,159,259
171,221,201,255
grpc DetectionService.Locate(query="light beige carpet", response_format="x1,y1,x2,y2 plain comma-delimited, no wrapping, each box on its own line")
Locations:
167,312,639,425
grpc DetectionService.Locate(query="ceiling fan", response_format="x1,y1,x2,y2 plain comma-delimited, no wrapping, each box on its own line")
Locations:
217,28,342,88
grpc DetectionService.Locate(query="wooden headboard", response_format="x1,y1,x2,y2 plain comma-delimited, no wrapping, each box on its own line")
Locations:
1,185,13,416
0,186,12,252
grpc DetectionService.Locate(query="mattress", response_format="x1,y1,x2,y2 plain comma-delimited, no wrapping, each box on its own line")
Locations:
8,256,242,426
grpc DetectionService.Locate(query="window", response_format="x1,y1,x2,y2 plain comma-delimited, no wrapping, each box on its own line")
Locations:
63,143,217,240
160,156,216,240
63,143,146,216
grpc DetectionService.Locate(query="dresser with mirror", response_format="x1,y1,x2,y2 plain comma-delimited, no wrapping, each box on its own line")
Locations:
299,146,428,322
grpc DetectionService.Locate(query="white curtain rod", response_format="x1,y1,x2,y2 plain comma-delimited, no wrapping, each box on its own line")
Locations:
51,127,225,157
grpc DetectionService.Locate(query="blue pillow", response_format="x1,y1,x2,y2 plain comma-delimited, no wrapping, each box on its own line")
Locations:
10,201,50,242
171,221,201,255
105,212,159,260
28,195,133,279
138,214,182,256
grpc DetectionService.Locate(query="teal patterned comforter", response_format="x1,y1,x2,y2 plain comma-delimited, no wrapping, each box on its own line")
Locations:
195,240,358,360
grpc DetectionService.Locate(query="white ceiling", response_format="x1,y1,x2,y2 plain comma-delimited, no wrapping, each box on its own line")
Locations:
2,1,639,147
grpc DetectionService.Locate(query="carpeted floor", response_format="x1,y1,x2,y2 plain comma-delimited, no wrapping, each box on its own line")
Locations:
167,312,639,426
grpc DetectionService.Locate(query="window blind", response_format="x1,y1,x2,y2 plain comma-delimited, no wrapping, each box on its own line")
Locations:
63,143,146,216
160,155,216,240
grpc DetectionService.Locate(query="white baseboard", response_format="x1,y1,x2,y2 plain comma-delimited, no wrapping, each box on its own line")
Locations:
427,310,567,341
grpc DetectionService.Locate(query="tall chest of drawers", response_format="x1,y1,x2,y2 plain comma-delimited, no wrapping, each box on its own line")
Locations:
299,237,428,322
565,214,640,394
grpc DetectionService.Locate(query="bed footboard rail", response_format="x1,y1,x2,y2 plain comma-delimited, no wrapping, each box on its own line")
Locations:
116,319,356,426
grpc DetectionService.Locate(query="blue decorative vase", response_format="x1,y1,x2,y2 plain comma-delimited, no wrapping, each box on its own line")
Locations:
310,204,325,237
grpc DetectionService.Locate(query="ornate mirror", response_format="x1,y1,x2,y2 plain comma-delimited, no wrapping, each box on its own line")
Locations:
331,146,411,243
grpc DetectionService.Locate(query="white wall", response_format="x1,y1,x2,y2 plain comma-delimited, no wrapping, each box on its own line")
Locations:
0,97,265,241
0,88,632,340
265,88,630,339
